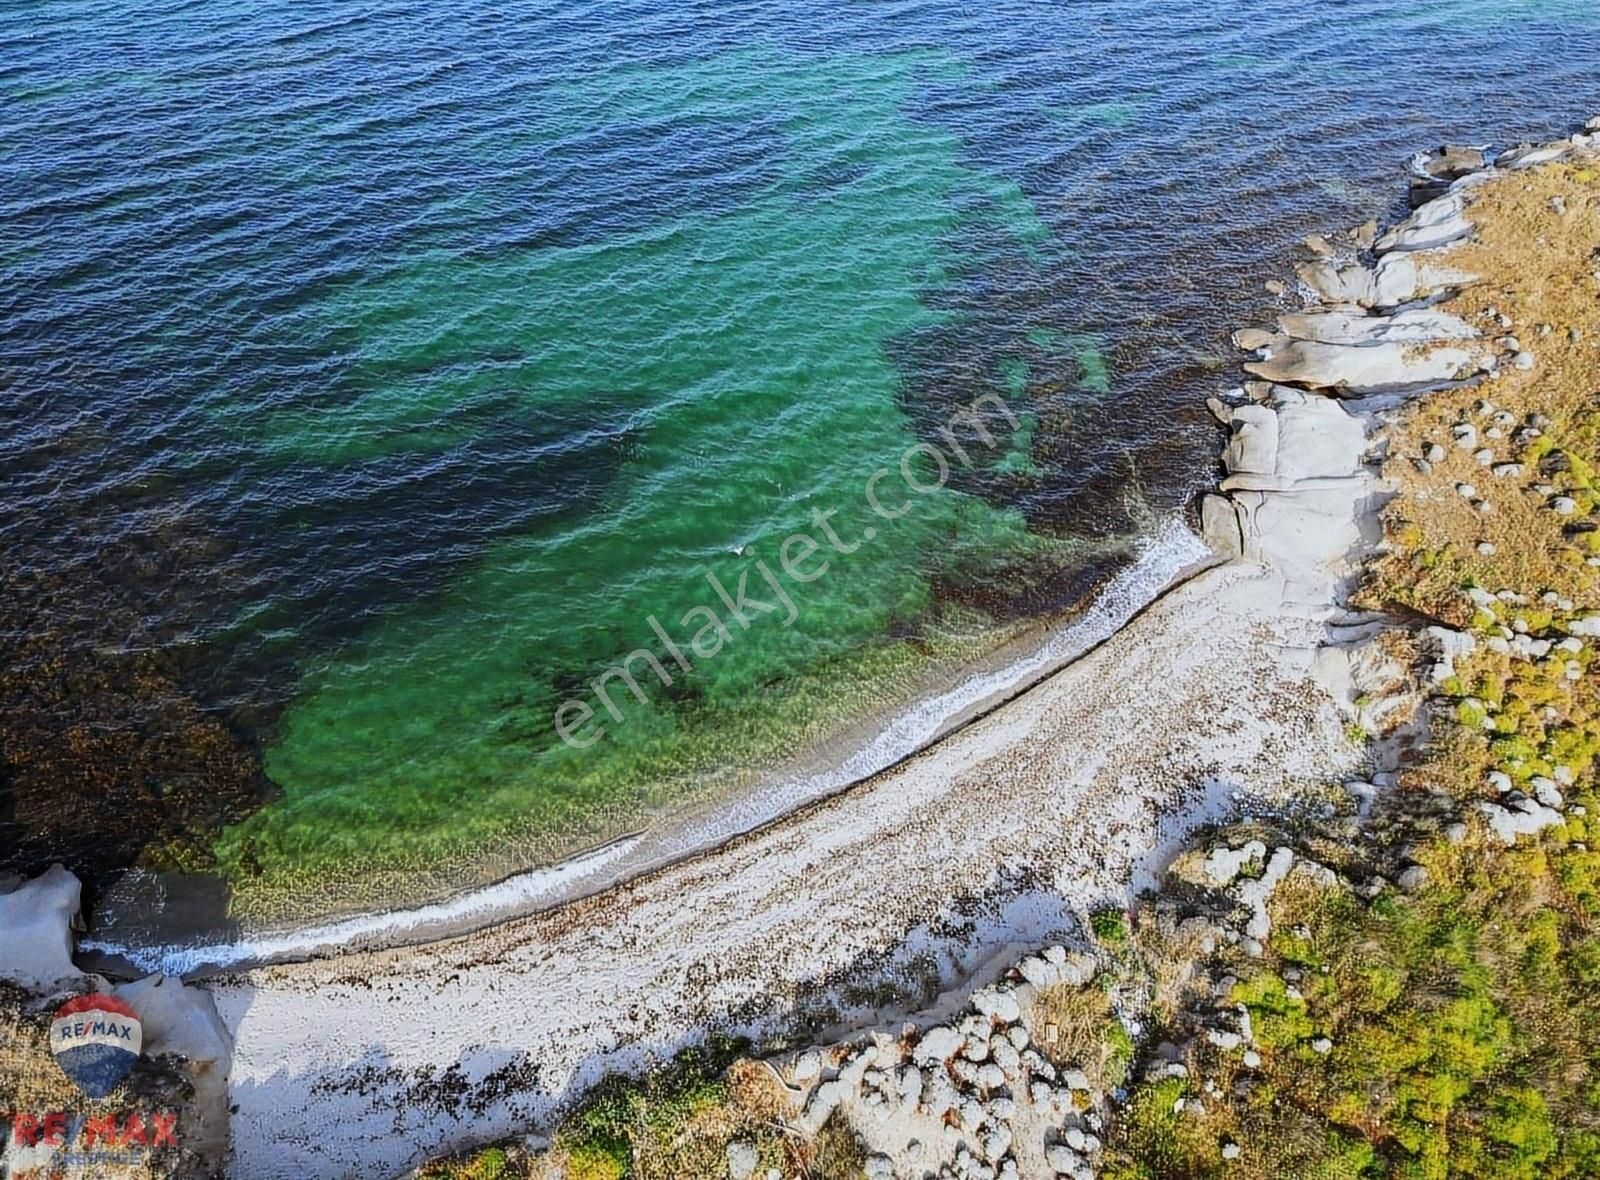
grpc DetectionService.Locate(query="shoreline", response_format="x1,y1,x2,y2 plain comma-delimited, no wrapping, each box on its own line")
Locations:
202,121,1600,1179
85,519,1215,976
6,110,1597,1180
216,554,1359,1178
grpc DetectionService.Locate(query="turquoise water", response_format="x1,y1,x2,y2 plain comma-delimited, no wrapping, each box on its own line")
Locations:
3,0,1599,926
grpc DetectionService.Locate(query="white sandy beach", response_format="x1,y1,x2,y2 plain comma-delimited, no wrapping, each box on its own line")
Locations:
215,557,1359,1178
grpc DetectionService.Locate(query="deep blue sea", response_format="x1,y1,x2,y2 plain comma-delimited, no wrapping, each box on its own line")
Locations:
3,0,1599,934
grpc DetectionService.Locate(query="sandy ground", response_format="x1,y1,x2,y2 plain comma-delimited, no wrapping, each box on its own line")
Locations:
214,560,1358,1179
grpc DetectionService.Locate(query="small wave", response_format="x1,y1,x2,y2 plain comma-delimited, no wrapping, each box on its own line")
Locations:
80,833,645,975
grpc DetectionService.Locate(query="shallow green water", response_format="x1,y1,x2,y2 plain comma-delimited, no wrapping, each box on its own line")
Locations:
212,48,1058,908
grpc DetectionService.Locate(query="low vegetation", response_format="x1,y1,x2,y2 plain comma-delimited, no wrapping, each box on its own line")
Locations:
1106,150,1600,1180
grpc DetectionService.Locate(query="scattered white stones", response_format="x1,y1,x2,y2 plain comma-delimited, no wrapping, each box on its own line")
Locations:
1480,796,1565,844
1202,840,1267,886
726,1139,760,1180
972,988,1021,1025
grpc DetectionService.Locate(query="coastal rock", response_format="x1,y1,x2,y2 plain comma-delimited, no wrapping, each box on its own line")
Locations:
1372,252,1480,307
1294,259,1376,306
726,1140,759,1180
1498,142,1570,170
1214,484,1369,574
1200,493,1246,560
0,865,86,993
1413,143,1489,181
1222,404,1279,475
1244,339,1489,394
1375,192,1473,252
1272,390,1366,480
1275,308,1478,346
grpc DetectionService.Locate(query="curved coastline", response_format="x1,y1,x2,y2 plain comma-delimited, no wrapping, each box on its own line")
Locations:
7,107,1597,1180
197,119,1600,1180
85,517,1215,976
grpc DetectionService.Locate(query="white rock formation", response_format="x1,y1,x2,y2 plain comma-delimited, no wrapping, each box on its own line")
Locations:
0,865,86,993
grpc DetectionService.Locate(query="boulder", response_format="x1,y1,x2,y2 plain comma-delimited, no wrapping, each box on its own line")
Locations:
1203,840,1267,886
1296,259,1376,306
1396,865,1429,893
913,1025,965,1065
1233,327,1278,351
972,988,1021,1025
1376,192,1473,253
1479,797,1564,844
1275,308,1478,345
0,865,86,993
1245,339,1489,394
1412,144,1488,181
1222,404,1279,475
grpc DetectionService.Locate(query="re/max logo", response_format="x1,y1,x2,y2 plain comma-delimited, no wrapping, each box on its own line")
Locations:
4,1111,178,1150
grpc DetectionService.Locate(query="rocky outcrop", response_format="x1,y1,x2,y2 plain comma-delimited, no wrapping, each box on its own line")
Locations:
115,974,235,1166
0,867,233,1177
775,946,1112,1180
0,864,87,993
1201,165,1508,588
1244,338,1491,395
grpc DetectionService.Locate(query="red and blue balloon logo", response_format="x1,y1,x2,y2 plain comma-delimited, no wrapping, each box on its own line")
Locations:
50,995,143,1098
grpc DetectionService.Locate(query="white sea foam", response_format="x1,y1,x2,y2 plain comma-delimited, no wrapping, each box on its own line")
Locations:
88,519,1210,975
81,832,645,975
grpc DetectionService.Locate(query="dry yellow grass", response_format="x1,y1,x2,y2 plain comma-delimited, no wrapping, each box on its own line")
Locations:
1365,158,1600,617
